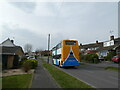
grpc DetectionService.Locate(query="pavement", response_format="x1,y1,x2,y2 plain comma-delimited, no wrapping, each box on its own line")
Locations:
31,59,59,88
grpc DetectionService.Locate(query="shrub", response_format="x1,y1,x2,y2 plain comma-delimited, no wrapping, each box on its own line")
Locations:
93,58,100,64
19,56,27,65
22,62,31,72
80,53,100,63
106,51,116,61
22,59,38,72
23,59,38,69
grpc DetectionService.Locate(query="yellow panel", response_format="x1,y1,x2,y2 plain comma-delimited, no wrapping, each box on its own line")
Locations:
61,40,80,64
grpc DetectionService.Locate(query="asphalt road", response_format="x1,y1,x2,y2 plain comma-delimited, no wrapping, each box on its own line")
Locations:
42,57,119,89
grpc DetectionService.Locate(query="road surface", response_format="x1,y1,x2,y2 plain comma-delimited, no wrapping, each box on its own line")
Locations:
43,57,119,89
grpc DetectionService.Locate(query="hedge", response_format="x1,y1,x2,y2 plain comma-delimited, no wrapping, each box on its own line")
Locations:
80,53,100,63
105,51,116,61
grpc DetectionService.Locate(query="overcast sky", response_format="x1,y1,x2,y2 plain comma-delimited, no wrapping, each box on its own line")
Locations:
0,0,119,51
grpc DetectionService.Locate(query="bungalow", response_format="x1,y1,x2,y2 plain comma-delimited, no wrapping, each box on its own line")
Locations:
0,38,24,69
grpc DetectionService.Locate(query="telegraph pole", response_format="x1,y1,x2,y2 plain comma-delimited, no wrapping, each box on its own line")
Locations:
47,34,50,63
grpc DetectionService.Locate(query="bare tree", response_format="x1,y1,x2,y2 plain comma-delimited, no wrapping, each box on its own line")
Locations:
24,44,32,53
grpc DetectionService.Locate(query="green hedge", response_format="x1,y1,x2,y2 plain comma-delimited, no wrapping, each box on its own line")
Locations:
80,53,100,63
105,51,116,61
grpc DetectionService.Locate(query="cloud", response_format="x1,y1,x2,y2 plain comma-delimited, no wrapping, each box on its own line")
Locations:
1,24,47,50
1,2,118,51
10,2,36,13
34,2,63,17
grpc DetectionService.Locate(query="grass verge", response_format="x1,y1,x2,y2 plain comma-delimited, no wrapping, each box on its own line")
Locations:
2,74,33,88
41,59,94,89
104,66,120,71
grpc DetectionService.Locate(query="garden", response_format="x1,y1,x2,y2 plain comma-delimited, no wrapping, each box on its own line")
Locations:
2,57,38,88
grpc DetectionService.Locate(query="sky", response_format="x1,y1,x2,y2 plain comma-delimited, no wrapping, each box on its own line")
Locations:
0,0,119,52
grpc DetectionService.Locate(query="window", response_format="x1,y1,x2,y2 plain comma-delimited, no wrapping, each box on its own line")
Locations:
65,41,76,45
52,47,56,51
53,54,61,59
56,43,62,49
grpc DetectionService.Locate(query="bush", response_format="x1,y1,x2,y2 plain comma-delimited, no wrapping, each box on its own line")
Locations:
93,58,100,64
22,62,31,72
106,51,116,61
24,59,38,69
19,56,27,65
80,53,100,63
22,59,38,72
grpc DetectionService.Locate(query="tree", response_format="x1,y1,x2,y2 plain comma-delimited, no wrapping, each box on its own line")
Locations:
24,44,32,53
35,48,43,57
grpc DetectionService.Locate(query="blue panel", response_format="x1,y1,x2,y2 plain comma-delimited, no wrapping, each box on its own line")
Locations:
62,51,80,67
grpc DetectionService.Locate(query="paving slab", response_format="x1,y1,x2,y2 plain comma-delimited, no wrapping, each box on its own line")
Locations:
32,60,59,88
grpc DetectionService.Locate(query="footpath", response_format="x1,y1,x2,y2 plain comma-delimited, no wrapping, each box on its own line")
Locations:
32,59,59,88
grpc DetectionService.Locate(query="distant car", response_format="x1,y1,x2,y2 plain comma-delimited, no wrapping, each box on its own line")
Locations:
112,55,120,63
27,56,36,59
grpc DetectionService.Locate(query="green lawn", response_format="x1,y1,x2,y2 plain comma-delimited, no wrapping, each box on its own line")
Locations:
2,74,33,88
42,59,94,89
105,66,120,71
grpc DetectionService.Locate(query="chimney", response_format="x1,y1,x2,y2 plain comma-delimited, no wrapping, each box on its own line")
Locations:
110,36,114,40
11,40,14,44
96,40,99,44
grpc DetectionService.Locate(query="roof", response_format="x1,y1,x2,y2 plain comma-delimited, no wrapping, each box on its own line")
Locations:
0,46,24,55
97,43,120,51
80,42,103,49
80,37,120,52
0,38,16,47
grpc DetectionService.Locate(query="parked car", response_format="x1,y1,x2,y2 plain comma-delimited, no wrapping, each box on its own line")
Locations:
27,56,36,59
112,55,120,63
99,56,104,61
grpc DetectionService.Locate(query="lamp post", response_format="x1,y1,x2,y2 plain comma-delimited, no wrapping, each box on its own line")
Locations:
47,34,50,63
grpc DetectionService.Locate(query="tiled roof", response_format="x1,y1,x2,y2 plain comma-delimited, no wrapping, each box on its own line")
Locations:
80,42,103,49
97,43,120,51
0,46,24,55
80,37,120,51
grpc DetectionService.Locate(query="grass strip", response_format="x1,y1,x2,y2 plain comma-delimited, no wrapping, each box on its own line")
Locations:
41,59,94,89
2,74,32,88
105,66,120,71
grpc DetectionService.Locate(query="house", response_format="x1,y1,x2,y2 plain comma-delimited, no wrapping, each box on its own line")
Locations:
0,38,24,69
79,41,103,55
41,50,50,56
79,36,120,59
115,44,120,55
97,36,120,58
